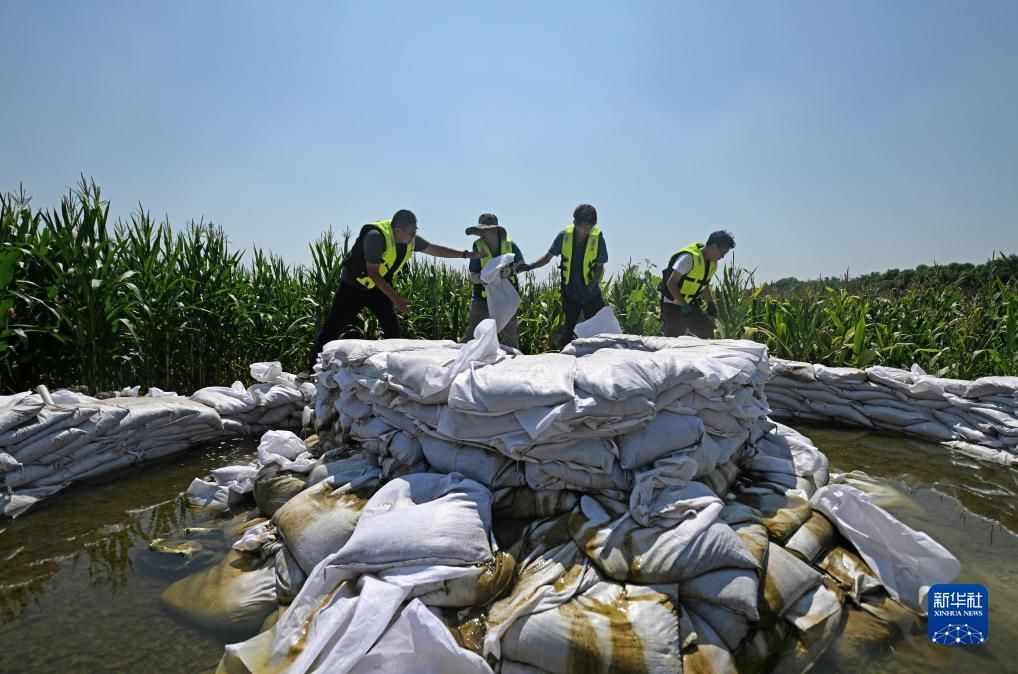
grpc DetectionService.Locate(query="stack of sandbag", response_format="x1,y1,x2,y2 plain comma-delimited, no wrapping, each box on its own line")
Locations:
312,328,774,498
0,390,224,517
765,358,1018,465
1,362,314,518
176,422,956,673
191,361,316,435
155,328,958,672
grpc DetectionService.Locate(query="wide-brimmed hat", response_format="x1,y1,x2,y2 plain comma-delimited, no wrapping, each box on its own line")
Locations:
465,213,507,236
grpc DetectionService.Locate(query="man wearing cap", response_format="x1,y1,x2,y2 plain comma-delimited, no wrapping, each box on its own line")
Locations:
462,213,526,348
518,204,607,348
306,209,480,370
659,230,735,339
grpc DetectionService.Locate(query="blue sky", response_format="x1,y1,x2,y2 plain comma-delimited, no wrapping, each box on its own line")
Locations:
2,1,1016,283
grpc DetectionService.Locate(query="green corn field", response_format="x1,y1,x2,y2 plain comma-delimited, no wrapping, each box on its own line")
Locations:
2,180,1016,394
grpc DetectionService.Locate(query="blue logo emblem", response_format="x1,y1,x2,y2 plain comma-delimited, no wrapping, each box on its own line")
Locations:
928,583,988,646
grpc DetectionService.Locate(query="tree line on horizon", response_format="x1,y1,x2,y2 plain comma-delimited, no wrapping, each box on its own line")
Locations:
765,253,1018,296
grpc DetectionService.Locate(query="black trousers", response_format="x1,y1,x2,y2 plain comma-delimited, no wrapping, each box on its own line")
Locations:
307,283,401,369
560,293,606,348
661,301,715,339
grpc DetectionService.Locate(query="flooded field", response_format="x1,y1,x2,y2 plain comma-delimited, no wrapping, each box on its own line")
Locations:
1,428,1016,673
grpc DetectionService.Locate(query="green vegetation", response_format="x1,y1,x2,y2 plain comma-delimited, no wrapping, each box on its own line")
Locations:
2,180,1015,394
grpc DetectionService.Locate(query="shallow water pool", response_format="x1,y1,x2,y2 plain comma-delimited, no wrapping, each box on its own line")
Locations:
1,428,1016,673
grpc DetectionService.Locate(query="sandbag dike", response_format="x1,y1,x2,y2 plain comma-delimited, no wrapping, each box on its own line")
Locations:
0,362,314,518
157,330,959,674
766,358,1018,466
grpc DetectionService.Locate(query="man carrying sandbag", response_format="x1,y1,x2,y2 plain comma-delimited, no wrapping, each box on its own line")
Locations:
659,230,735,338
518,204,607,348
462,213,526,348
306,209,480,370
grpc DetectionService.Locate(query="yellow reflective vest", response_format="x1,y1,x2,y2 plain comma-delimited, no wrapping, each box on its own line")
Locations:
354,219,415,289
560,224,602,286
661,242,716,303
473,236,515,299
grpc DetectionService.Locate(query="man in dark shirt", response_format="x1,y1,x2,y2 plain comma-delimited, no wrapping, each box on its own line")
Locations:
518,204,608,348
462,213,526,348
306,209,480,370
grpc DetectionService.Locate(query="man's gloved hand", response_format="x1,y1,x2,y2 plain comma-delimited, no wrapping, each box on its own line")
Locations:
515,262,530,273
707,301,718,318
499,265,513,279
680,303,693,315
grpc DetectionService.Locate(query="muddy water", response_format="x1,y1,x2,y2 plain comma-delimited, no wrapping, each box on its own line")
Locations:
0,438,257,673
799,425,1018,674
2,428,1017,673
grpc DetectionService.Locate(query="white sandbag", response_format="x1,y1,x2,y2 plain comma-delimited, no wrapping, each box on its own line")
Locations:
273,471,380,574
733,484,812,543
306,452,380,489
683,599,751,653
387,431,424,466
759,542,822,623
385,347,464,402
572,305,623,339
449,353,576,413
770,359,817,382
479,254,520,332
161,549,277,632
904,420,956,442
680,567,759,621
865,366,913,392
811,483,960,613
861,404,932,428
681,604,738,673
817,546,883,602
411,549,516,607
0,484,65,518
483,516,602,659
190,382,256,414
323,473,493,579
814,365,866,384
275,544,308,605
964,375,1018,399
499,581,682,673
232,521,277,552
420,321,502,400
251,361,299,388
570,494,757,583
349,599,494,674
616,411,704,470
249,383,304,409
785,511,836,564
519,437,619,472
185,478,230,511
806,401,874,428
257,430,306,465
0,400,44,435
255,565,485,673
421,436,526,488
524,459,630,492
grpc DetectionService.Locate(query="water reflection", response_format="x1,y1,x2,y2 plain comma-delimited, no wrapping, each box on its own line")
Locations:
0,438,257,673
795,424,1018,674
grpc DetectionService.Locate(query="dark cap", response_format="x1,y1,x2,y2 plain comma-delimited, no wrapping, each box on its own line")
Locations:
465,213,507,236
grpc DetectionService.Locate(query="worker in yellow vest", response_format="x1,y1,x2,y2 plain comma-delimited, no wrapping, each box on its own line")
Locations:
518,204,607,348
462,213,526,348
659,230,735,339
307,209,480,370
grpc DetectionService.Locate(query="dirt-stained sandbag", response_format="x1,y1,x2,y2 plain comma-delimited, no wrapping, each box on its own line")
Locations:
272,471,380,575
160,548,276,633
